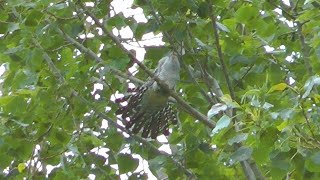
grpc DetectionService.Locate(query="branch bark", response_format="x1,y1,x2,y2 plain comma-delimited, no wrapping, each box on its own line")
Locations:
34,38,196,178
209,8,265,180
78,4,215,129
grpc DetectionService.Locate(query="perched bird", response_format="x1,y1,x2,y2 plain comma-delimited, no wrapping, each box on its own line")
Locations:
116,51,180,139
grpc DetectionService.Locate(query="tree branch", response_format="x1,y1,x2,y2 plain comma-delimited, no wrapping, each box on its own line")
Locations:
79,4,215,129
210,16,235,100
49,22,144,85
209,8,265,180
35,38,196,178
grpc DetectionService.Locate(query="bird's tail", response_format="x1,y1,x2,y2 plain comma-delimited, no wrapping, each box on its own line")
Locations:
115,87,178,139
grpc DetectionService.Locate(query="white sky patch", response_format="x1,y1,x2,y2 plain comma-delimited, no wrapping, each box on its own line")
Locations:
88,174,96,180
110,91,123,102
274,8,282,15
119,26,134,39
289,77,296,85
141,32,164,45
279,45,286,50
264,45,275,52
91,83,103,99
273,6,294,27
127,82,136,89
282,0,290,6
111,0,134,14
285,56,293,62
0,64,6,76
101,119,109,129
122,42,146,61
285,51,300,62
286,20,294,27
93,83,103,92
158,144,172,154
85,2,94,7
131,155,157,179
157,135,168,143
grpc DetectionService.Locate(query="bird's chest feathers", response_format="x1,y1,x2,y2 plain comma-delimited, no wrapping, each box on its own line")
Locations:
141,90,168,110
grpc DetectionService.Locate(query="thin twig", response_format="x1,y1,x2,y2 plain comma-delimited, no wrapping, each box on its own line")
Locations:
145,0,215,104
180,60,215,105
210,16,235,100
94,114,196,178
296,23,313,76
299,103,317,140
49,23,144,85
35,37,196,178
79,4,215,128
209,7,263,180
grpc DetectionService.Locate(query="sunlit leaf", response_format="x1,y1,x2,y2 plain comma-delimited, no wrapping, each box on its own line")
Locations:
302,75,320,98
211,115,231,136
207,103,227,119
268,83,288,93
220,94,240,108
228,133,248,145
18,163,26,173
216,22,230,33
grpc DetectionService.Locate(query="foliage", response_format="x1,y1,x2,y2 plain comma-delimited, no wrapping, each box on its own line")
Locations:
1,0,320,179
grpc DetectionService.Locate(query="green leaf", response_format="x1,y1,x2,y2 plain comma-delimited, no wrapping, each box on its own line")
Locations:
25,10,43,26
230,55,255,65
48,2,68,10
83,134,104,148
253,128,278,165
235,5,259,23
297,9,318,22
160,19,174,31
26,49,43,71
216,22,230,33
228,133,248,145
220,94,240,108
148,155,167,177
211,115,231,136
0,153,11,168
305,151,320,172
0,95,28,116
53,129,70,145
302,75,320,98
7,23,20,33
105,131,124,152
18,163,26,173
195,38,209,49
268,83,288,93
1,0,320,178
230,146,253,164
173,29,187,41
134,23,148,39
109,57,130,70
107,13,126,29
262,102,274,110
11,69,38,89
197,1,209,18
117,153,139,174
207,103,228,119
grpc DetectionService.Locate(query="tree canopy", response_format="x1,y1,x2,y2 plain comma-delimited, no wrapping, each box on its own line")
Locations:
1,0,320,179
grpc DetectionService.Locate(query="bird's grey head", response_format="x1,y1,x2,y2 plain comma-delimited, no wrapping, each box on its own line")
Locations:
155,52,180,90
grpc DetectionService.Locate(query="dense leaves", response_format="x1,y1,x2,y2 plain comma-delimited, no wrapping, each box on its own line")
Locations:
1,0,320,179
